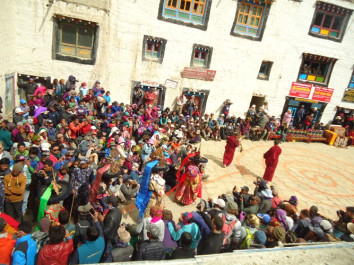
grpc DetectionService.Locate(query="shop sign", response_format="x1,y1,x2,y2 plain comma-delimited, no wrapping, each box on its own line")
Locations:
289,82,312,98
295,98,318,103
181,67,216,81
342,88,354,103
141,80,159,87
312,86,334,102
164,79,178,89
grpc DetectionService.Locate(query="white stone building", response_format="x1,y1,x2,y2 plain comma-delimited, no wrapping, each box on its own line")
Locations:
1,0,354,123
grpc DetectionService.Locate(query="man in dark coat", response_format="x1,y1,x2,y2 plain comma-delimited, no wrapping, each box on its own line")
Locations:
197,215,224,255
103,195,122,245
136,223,165,261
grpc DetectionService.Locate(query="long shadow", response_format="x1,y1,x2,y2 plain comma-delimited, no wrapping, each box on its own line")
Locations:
203,154,225,168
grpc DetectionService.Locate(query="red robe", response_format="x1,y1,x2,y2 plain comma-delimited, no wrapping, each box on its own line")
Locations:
223,135,240,166
263,145,282,182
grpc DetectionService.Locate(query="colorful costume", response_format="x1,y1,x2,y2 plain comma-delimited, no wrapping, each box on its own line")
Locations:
223,134,240,166
175,165,202,205
263,145,282,182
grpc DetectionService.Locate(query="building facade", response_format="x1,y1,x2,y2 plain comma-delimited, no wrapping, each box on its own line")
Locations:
1,0,354,123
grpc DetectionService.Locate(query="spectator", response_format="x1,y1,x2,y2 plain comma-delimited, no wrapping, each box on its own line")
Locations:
136,223,165,261
171,232,195,259
103,195,122,245
4,163,27,222
0,217,16,264
37,225,74,265
12,222,37,265
111,226,134,262
197,215,224,255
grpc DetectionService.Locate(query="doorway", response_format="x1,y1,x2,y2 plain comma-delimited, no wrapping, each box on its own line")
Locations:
131,81,166,109
249,95,266,111
182,89,210,115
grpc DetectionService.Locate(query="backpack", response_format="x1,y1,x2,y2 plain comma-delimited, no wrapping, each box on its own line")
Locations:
221,214,237,247
240,227,256,249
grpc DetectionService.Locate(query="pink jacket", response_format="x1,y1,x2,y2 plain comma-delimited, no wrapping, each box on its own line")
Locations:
282,112,292,124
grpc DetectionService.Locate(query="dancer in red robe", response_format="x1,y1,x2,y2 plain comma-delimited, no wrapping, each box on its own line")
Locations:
175,165,202,205
263,139,282,182
223,133,240,167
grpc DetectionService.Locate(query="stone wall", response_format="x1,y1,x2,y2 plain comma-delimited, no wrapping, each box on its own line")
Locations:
0,0,353,123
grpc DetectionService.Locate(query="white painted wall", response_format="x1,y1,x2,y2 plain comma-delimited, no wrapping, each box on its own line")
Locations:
0,0,353,123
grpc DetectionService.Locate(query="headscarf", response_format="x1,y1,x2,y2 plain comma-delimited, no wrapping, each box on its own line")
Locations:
276,209,288,230
181,212,193,225
150,206,163,223
289,196,298,206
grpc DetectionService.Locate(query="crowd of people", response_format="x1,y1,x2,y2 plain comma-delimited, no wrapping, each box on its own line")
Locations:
0,76,352,264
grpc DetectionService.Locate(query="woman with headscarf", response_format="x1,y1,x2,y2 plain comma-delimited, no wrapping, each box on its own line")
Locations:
222,132,240,167
175,165,202,205
136,206,165,242
161,209,178,253
168,212,201,250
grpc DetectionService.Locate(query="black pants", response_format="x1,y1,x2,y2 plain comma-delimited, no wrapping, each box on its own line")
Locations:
5,200,23,222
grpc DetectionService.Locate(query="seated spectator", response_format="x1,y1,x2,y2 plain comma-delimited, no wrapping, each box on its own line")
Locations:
136,223,165,261
239,214,259,249
319,220,340,242
252,230,267,248
242,195,260,215
37,225,74,265
136,206,165,242
32,217,50,252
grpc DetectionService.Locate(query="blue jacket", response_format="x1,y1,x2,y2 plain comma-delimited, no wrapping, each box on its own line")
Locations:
12,234,37,265
70,222,105,264
0,129,13,150
191,211,211,237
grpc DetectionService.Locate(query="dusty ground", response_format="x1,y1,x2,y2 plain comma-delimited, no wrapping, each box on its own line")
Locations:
121,140,354,223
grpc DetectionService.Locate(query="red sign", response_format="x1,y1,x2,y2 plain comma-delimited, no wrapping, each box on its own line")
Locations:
289,82,312,98
312,86,334,102
181,67,216,81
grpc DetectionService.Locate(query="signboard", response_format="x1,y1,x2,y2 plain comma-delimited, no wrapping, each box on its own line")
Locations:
164,79,178,89
181,67,216,81
141,80,159,87
295,98,318,103
312,86,334,102
342,88,354,103
289,82,312,98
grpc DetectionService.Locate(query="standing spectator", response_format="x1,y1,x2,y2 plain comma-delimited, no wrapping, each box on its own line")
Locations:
144,87,157,106
18,77,38,101
222,99,233,117
4,163,27,222
282,109,292,128
69,211,105,264
0,217,16,265
171,232,195,259
176,93,186,115
136,223,165,261
12,222,37,265
197,215,224,255
103,195,122,245
186,95,196,117
111,226,134,262
37,225,74,265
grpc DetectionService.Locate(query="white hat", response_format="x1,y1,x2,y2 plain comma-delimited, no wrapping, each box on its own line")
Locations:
170,124,175,128
41,142,51,152
212,198,225,208
221,114,224,116
90,126,97,130
320,220,332,232
176,132,184,138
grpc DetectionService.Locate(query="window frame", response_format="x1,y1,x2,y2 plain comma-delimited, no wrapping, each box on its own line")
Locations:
53,15,99,65
142,35,167,64
257,61,273,81
190,44,213,69
348,70,354,89
158,0,212,31
297,53,337,86
308,1,352,43
230,0,272,41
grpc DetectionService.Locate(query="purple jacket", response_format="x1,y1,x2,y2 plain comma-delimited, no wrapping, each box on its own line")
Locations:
163,220,178,249
191,211,211,237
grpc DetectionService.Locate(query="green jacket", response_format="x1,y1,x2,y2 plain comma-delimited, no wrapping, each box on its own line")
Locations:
0,129,13,150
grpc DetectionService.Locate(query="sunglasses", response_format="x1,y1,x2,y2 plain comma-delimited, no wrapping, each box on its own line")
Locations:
52,149,60,151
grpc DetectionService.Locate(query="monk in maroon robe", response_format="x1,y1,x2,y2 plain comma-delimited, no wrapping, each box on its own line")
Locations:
223,133,240,167
263,139,282,182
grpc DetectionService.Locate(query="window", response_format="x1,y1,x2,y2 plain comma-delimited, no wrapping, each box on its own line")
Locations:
348,71,354,88
231,1,272,41
309,1,352,42
258,61,273,80
298,53,337,85
53,15,98,65
190,44,212,68
142,35,167,64
158,0,212,30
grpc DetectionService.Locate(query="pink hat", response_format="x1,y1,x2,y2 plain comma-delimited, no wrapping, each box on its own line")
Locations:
147,139,154,145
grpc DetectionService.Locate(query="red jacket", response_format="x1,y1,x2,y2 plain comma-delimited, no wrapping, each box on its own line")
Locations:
37,239,74,265
0,233,16,265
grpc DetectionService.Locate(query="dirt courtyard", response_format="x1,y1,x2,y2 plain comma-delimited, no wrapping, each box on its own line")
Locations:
121,140,354,223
